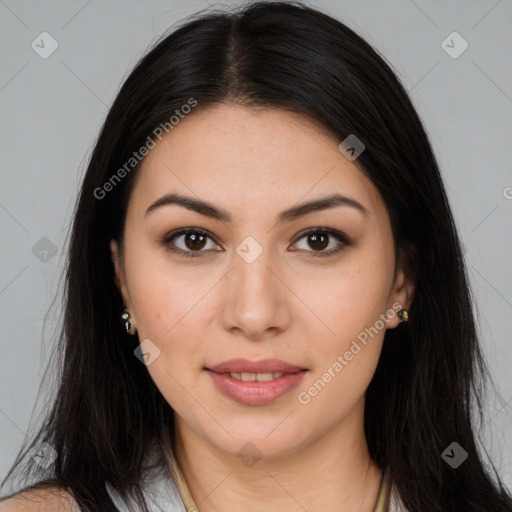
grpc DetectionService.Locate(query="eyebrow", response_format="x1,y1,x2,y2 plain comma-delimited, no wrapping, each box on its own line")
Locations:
145,192,369,223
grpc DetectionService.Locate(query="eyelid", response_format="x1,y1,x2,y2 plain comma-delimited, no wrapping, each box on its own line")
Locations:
292,227,350,245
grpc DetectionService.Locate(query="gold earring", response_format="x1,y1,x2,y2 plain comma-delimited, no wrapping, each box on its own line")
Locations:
397,308,409,322
121,305,137,335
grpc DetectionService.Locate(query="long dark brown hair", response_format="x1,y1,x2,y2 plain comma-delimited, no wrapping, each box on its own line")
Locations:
2,2,511,510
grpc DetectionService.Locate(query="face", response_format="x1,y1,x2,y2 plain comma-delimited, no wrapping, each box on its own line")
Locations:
111,103,414,461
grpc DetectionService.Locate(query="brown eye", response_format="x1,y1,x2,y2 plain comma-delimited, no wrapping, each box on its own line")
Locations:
183,232,207,250
162,228,221,257
307,232,329,251
292,228,352,257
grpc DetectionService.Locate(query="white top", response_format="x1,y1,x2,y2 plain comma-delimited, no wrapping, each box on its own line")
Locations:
105,453,187,512
105,447,408,511
389,483,409,512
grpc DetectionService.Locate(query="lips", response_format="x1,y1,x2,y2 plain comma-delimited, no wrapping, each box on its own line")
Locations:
206,358,308,406
207,358,304,374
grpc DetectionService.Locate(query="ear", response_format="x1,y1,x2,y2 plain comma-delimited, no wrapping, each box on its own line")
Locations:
110,239,129,304
386,245,416,329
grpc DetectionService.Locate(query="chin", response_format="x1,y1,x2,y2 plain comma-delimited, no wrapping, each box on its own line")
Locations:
206,423,309,464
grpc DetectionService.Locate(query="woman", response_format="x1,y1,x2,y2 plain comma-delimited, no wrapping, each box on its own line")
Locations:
1,2,511,511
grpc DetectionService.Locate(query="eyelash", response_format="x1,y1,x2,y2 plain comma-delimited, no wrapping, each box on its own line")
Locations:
161,227,352,259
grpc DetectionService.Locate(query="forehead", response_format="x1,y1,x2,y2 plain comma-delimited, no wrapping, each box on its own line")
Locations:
129,103,383,222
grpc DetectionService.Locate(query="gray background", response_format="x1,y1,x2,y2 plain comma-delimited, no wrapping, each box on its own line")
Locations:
1,0,511,491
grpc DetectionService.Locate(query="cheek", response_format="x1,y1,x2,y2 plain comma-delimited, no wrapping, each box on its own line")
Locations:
294,254,393,349
123,244,203,352
296,274,388,414
131,275,207,355
290,254,393,410
127,263,210,409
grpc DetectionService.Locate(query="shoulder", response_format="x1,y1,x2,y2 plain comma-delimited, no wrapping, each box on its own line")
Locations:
0,487,80,512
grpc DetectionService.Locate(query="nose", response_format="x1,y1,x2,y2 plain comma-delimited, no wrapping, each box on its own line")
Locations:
220,245,291,341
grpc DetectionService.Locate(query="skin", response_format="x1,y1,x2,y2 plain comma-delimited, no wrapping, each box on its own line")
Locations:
111,103,414,512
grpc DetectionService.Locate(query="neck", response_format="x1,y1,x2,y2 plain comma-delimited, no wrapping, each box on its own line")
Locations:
171,401,383,512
